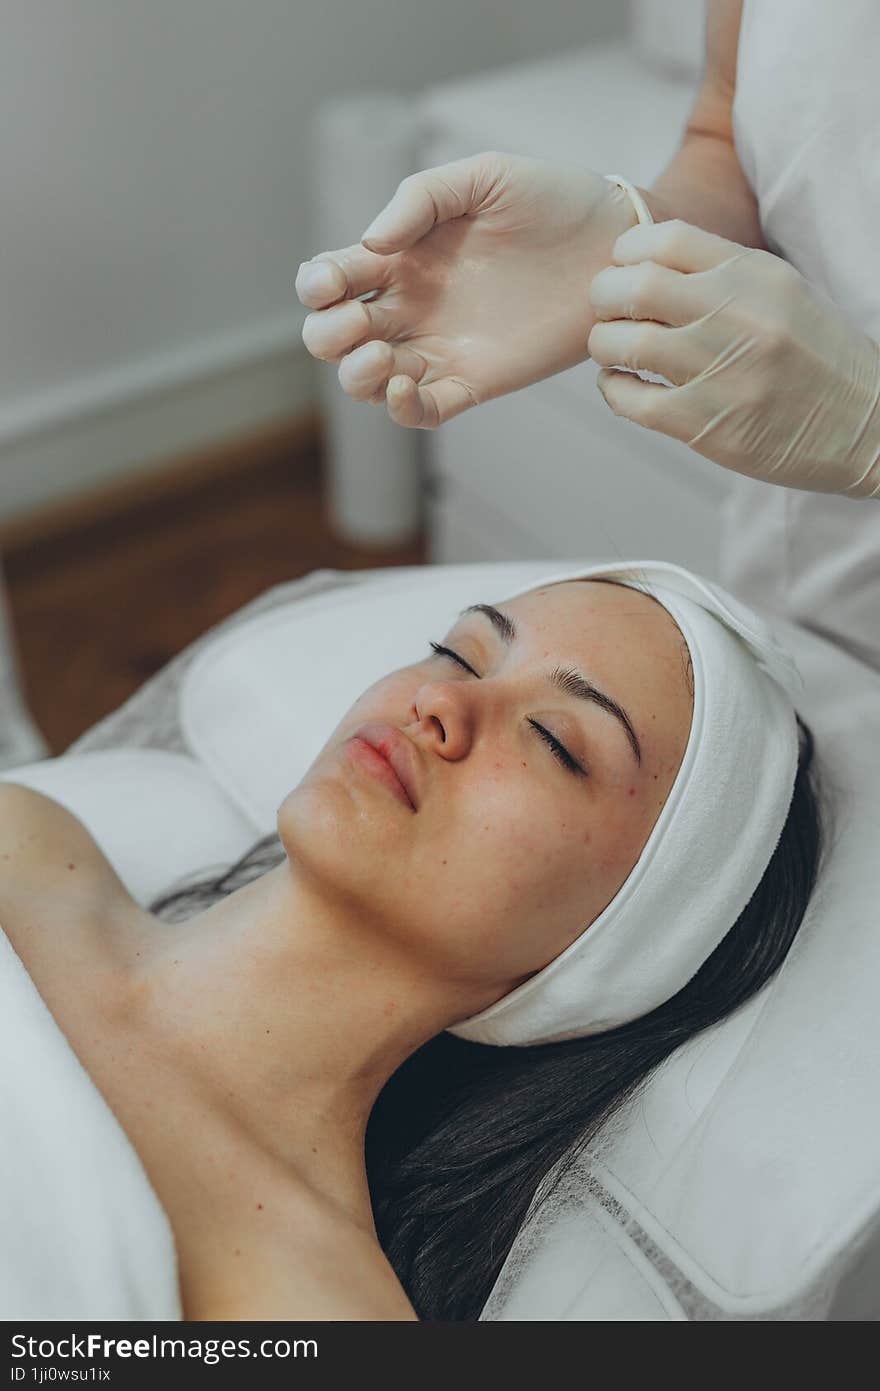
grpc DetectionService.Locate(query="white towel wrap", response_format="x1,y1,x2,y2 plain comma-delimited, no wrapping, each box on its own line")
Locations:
447,560,803,1047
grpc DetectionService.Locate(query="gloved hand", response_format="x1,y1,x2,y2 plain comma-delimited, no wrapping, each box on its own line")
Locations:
295,151,639,428
587,219,880,498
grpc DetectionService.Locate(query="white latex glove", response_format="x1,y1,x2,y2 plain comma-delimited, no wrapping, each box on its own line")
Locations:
295,151,638,428
587,219,880,498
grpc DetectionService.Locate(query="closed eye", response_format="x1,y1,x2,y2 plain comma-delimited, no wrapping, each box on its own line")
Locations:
427,641,586,777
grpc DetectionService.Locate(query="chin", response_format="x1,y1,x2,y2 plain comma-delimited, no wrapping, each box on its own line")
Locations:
275,764,362,866
276,777,322,849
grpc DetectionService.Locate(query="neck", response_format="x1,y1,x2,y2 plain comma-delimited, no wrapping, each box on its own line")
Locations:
116,858,470,1234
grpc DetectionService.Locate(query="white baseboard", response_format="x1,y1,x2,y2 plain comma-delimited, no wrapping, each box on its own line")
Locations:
0,310,315,527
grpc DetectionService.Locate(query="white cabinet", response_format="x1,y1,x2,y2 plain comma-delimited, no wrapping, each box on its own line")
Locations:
427,361,735,576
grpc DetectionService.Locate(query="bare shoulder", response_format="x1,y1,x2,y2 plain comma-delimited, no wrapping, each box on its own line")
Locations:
285,1202,420,1320
184,1179,419,1322
0,779,132,914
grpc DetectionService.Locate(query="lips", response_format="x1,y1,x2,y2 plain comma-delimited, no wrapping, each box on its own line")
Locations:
350,722,420,811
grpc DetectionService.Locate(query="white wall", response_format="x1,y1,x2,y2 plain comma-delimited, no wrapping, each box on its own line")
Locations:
0,0,627,524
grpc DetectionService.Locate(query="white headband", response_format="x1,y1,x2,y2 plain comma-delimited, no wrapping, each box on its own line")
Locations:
447,560,802,1047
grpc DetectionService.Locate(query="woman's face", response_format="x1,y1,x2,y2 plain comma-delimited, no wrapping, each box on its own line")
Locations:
278,579,694,1013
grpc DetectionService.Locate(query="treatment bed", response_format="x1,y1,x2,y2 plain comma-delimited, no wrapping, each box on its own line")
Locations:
2,561,879,1321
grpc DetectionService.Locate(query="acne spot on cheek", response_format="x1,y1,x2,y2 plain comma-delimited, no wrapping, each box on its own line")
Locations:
628,787,635,797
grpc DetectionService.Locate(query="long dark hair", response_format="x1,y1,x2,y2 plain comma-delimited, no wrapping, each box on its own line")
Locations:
149,713,827,1320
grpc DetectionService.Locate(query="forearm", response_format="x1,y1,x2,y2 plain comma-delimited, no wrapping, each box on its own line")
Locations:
636,129,768,251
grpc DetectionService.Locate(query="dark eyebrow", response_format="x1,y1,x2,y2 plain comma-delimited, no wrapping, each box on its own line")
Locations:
459,602,642,766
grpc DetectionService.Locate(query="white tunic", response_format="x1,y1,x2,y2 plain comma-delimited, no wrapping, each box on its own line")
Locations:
718,0,880,669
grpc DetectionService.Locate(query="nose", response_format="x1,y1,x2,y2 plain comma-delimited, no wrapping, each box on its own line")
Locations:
407,679,472,760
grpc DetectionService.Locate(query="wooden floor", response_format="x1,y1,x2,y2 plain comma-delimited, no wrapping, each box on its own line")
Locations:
0,416,427,755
